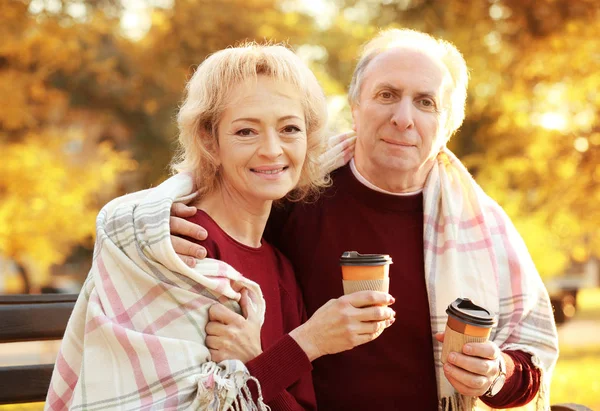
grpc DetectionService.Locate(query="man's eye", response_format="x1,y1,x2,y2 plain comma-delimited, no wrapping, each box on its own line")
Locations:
418,99,436,109
282,125,301,133
236,128,255,136
379,91,393,99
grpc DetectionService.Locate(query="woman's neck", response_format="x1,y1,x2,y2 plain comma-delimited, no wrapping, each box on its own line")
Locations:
195,185,272,248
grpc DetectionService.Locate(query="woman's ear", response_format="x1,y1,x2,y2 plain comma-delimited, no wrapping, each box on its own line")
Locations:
199,128,221,167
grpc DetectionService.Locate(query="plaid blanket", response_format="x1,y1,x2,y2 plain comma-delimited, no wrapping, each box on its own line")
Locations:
424,149,559,411
45,172,269,411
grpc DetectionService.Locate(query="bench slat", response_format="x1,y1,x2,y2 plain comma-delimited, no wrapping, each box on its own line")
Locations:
0,294,78,305
0,301,76,343
0,364,54,404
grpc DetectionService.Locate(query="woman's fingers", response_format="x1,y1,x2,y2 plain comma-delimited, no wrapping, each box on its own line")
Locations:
342,290,395,308
355,304,395,322
205,321,228,337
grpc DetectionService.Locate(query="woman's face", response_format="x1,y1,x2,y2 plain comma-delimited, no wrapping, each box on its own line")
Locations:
215,76,307,204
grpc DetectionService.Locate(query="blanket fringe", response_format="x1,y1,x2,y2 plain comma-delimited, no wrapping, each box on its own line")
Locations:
197,361,270,411
439,394,476,411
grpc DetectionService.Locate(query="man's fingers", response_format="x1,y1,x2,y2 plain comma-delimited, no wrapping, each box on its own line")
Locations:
208,303,243,325
343,291,395,308
170,215,207,241
443,362,489,394
462,342,498,360
171,202,198,218
326,131,356,149
444,371,484,397
435,333,445,343
171,235,206,259
447,352,497,377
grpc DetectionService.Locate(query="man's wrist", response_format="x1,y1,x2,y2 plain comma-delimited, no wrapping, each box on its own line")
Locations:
484,352,508,397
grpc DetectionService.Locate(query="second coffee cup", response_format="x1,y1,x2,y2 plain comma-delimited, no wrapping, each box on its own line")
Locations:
441,298,495,364
339,251,393,295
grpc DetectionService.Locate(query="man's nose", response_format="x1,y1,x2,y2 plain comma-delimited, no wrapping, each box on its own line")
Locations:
258,129,284,158
390,98,414,130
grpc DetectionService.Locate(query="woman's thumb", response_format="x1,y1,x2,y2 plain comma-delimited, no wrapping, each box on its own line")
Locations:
240,289,258,322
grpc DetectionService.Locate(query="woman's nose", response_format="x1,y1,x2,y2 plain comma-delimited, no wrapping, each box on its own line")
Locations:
258,129,284,158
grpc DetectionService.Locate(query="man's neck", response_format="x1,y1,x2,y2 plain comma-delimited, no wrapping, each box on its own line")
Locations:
352,155,434,194
349,159,423,196
195,186,271,248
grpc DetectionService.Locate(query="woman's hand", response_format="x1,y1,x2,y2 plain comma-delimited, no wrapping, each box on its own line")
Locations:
205,289,263,364
435,333,506,397
289,291,395,361
170,202,207,267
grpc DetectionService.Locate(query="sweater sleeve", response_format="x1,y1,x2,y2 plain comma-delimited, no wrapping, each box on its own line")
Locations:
245,248,316,410
479,350,541,408
246,334,315,409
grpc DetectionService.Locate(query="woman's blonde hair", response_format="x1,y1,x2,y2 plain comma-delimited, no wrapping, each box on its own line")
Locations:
172,43,329,201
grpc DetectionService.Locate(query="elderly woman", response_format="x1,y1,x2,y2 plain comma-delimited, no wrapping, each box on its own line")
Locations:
46,44,394,411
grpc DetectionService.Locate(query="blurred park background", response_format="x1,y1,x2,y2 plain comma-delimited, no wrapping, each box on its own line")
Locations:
0,0,598,409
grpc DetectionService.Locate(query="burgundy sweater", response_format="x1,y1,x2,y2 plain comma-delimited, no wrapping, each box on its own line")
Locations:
266,164,541,410
186,210,316,411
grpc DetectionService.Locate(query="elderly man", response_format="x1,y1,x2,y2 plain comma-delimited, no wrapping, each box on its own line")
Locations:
170,29,558,410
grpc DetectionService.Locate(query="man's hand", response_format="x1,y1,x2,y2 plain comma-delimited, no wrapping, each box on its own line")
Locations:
290,291,396,361
435,333,505,397
320,131,357,174
170,203,207,267
205,289,262,364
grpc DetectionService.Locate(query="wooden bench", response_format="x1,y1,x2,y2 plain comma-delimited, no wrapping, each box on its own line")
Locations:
0,293,78,405
0,293,593,410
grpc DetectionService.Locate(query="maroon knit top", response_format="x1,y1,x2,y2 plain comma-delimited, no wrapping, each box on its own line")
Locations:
266,164,540,410
185,210,316,411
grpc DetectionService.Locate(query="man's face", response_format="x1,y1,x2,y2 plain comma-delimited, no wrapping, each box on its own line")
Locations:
351,47,451,189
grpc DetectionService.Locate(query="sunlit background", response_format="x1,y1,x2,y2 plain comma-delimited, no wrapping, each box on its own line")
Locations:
0,0,599,409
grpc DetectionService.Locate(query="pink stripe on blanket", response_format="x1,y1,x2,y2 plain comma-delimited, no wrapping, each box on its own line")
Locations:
424,213,486,232
143,296,211,334
111,323,154,407
85,292,109,335
97,255,134,327
489,206,524,337
125,283,170,319
424,237,493,254
46,351,78,410
46,388,67,411
142,333,178,408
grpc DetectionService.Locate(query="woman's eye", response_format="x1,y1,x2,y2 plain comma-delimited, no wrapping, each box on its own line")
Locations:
236,128,255,136
282,125,301,133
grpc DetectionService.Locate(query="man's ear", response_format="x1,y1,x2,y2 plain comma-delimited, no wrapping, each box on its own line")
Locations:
350,104,359,132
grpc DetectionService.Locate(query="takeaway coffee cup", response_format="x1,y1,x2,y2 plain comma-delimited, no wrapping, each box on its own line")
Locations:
339,251,393,295
441,298,495,364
